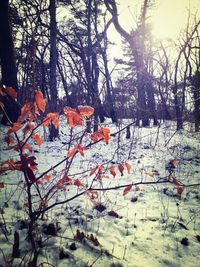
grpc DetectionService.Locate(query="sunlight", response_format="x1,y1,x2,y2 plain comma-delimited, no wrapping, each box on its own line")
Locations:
117,0,200,41
150,0,200,40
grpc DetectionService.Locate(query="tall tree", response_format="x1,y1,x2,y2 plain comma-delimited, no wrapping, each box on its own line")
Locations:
49,0,59,140
104,0,157,126
0,0,20,124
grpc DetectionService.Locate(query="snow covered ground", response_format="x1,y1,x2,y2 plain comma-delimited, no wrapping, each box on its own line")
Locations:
0,118,200,267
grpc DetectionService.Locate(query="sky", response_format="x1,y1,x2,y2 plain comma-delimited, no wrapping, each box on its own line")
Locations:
116,0,200,40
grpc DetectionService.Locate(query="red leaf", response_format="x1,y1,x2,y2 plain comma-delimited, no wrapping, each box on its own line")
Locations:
125,162,131,174
22,123,35,136
32,134,43,147
96,164,104,180
89,234,100,246
35,179,43,185
109,166,116,177
123,184,132,196
23,143,33,153
44,174,51,182
8,122,22,133
19,103,33,123
74,179,85,187
75,229,85,242
0,182,4,188
108,210,120,218
34,90,46,114
118,164,124,176
177,186,184,199
5,135,14,146
89,166,98,176
90,131,103,143
78,105,94,117
6,86,17,100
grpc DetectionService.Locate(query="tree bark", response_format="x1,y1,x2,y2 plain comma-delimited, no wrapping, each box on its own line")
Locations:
0,0,20,124
0,0,18,91
49,0,59,140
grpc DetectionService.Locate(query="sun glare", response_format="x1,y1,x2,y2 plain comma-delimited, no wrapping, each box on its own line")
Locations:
150,0,200,40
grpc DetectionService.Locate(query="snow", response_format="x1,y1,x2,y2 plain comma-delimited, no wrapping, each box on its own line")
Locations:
0,118,200,267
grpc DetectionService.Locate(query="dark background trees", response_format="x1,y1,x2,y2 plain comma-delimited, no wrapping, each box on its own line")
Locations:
1,0,200,132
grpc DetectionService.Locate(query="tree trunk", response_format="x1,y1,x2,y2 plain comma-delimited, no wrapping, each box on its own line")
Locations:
49,0,58,140
0,0,18,91
0,0,20,124
191,71,200,132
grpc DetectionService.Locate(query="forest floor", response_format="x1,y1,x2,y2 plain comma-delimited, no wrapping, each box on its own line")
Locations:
0,118,200,267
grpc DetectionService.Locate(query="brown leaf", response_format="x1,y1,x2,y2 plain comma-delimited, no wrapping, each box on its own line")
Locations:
123,184,132,196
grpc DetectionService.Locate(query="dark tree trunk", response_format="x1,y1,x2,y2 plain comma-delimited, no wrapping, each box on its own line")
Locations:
0,0,18,91
146,81,158,126
191,71,200,132
49,0,58,140
0,0,20,124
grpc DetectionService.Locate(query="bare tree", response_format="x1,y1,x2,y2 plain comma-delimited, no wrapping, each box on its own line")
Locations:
104,0,157,126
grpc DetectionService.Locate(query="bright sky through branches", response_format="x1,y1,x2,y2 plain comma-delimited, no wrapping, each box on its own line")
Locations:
117,0,200,40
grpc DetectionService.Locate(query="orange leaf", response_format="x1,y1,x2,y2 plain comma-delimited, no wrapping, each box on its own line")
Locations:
87,190,98,199
6,86,17,100
77,144,87,156
169,176,184,199
43,113,59,129
8,122,22,133
19,103,33,123
21,102,33,115
44,174,51,182
78,105,94,117
32,134,43,146
101,127,110,144
67,111,83,128
118,164,124,176
146,171,154,177
90,127,110,144
125,162,131,174
34,90,46,113
109,166,116,177
171,159,177,167
123,184,132,196
68,144,86,158
67,147,77,158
